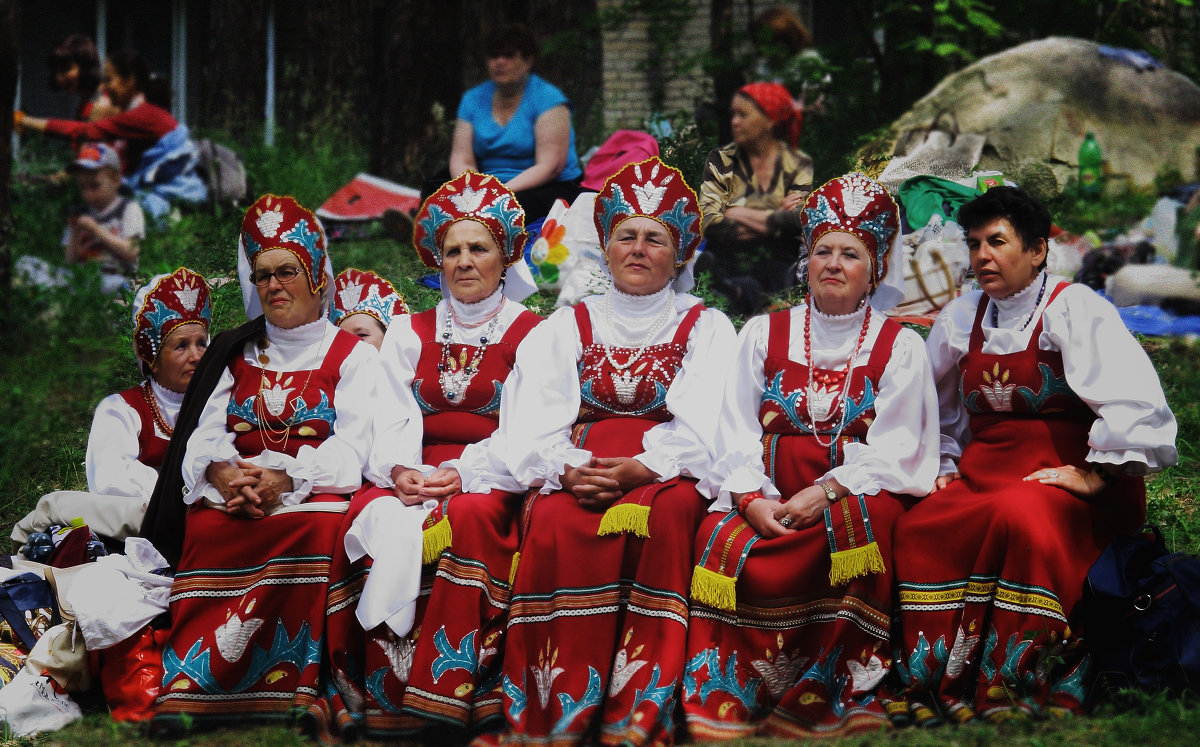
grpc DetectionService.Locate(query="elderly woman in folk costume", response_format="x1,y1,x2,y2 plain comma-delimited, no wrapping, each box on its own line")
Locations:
13,268,210,547
146,195,381,737
329,268,410,350
329,172,542,740
683,174,939,740
484,157,736,745
892,186,1178,724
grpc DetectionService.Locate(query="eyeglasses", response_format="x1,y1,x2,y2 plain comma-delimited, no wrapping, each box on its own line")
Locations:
249,265,303,286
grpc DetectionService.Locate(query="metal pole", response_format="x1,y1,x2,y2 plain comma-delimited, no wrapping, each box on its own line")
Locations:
172,0,187,123
96,0,107,62
264,0,276,147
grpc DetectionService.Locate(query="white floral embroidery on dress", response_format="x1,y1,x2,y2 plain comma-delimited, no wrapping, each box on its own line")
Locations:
215,612,265,663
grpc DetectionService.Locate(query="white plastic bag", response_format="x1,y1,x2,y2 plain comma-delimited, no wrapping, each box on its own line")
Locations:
0,668,82,736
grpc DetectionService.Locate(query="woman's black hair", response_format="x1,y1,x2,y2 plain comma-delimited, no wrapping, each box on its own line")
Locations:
957,185,1051,270
106,49,150,94
48,34,101,94
484,23,538,61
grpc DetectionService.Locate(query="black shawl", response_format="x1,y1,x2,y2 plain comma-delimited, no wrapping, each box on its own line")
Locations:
139,316,266,568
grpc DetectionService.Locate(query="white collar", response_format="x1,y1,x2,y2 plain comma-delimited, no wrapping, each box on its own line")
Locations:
448,287,505,326
149,377,186,406
992,270,1048,329
605,284,673,318
265,316,329,346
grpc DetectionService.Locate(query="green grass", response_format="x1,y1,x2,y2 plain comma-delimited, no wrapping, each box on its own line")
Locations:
3,135,1200,744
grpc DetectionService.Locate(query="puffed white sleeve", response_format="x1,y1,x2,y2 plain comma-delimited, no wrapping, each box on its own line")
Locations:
368,315,429,487
925,297,975,475
698,314,783,512
251,341,380,502
1045,285,1178,473
636,308,738,482
494,307,591,492
819,327,940,496
85,393,159,498
181,367,241,505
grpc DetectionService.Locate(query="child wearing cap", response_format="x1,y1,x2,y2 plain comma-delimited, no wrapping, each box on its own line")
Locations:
63,141,145,293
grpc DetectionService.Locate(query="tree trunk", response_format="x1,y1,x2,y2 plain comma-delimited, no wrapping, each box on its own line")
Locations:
200,0,268,140
368,0,465,185
710,0,737,143
0,0,17,313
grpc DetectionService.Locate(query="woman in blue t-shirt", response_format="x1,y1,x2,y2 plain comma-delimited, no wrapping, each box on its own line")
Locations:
448,24,582,220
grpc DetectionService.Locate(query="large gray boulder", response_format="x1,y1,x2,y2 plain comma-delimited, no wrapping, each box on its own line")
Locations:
861,37,1200,196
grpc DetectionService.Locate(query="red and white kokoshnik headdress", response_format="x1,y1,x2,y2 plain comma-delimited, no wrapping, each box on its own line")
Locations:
593,157,703,267
413,171,528,270
799,173,900,292
132,267,212,372
329,268,409,328
240,194,330,295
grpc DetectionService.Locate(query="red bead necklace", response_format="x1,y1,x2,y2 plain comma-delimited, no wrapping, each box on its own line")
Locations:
803,295,872,448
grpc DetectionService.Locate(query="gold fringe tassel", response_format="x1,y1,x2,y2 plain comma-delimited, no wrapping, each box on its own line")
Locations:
828,541,886,586
509,551,521,586
689,565,738,612
596,503,651,538
421,515,453,565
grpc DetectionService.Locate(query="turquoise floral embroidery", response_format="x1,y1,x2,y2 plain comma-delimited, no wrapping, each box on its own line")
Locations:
289,391,337,430
799,647,849,717
416,203,452,265
227,394,260,426
579,377,668,416
659,197,699,265
1016,363,1078,411
683,648,759,712
430,627,480,682
553,666,604,735
279,219,324,287
162,619,321,695
502,672,528,720
480,193,524,260
366,666,403,713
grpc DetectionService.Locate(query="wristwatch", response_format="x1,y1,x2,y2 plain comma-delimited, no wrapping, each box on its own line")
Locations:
818,481,839,503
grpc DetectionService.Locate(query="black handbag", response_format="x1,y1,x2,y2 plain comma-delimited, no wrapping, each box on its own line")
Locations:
1081,526,1200,695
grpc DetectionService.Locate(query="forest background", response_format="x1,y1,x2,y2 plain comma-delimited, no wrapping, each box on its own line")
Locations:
0,0,1199,743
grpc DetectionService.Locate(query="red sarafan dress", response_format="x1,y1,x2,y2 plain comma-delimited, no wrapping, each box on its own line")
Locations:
893,277,1176,723
116,382,172,469
156,328,370,736
683,306,938,740
495,295,732,747
337,304,541,739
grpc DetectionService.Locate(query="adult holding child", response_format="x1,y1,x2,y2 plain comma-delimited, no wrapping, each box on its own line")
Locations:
892,186,1178,723
17,49,205,213
696,81,813,315
449,23,582,221
13,267,210,547
683,174,939,739
148,194,380,737
346,171,542,738
491,157,736,745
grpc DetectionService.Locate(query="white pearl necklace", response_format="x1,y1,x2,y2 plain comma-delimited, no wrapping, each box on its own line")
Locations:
601,289,676,371
438,306,502,404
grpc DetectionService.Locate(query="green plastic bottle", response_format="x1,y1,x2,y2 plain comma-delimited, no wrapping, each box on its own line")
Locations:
1078,132,1103,198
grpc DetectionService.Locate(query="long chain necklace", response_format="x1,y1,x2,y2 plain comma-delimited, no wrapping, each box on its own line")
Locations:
141,380,173,437
254,325,326,452
601,289,675,372
804,296,872,449
992,272,1047,331
439,303,503,404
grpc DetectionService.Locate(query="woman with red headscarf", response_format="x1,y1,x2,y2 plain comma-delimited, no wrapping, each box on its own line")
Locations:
697,82,813,315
